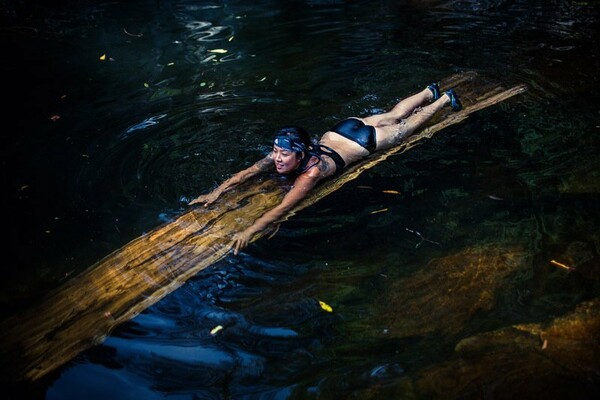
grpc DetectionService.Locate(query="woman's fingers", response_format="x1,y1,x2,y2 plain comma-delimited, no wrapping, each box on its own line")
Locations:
233,238,244,255
189,196,210,206
189,197,203,205
233,239,240,255
232,233,249,255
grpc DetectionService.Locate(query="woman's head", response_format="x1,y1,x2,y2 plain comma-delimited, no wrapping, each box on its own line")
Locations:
272,126,310,174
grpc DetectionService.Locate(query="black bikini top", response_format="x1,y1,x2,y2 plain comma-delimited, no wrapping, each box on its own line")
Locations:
314,144,345,171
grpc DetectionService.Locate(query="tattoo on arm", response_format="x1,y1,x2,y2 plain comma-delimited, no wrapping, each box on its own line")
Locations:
256,156,272,169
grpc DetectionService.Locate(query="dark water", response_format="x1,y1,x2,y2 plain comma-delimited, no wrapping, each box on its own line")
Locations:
2,0,599,399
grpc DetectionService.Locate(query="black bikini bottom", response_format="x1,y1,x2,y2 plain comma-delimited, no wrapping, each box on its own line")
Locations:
330,118,376,153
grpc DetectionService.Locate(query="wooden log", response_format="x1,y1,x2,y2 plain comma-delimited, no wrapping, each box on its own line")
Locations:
0,72,527,384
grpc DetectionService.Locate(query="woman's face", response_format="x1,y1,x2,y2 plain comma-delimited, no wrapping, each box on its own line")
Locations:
272,145,302,174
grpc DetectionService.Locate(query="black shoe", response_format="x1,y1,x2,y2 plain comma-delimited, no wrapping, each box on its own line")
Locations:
445,89,462,111
427,82,441,101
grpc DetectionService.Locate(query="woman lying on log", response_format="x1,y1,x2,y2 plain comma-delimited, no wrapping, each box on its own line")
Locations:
189,83,462,254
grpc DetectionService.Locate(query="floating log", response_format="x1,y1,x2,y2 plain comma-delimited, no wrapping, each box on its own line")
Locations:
0,72,527,384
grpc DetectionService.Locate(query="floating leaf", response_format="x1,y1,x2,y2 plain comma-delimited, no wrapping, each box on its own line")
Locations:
99,54,106,61
167,62,175,66
319,300,333,312
370,208,388,215
143,82,149,88
382,190,401,194
550,259,573,271
210,325,224,335
208,49,228,54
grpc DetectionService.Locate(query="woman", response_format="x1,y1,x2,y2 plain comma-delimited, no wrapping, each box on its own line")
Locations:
189,83,462,254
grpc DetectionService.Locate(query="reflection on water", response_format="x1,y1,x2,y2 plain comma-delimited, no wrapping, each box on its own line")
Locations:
2,0,599,398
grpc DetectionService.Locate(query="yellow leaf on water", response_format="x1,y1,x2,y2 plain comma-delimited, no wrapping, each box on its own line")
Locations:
143,83,149,88
167,62,175,66
228,36,234,41
99,54,106,60
319,300,333,312
210,325,224,335
208,49,228,54
370,208,388,215
550,259,572,271
382,190,401,194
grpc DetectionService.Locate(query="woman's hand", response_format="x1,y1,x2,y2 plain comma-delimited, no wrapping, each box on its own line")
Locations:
231,229,255,255
189,155,273,208
229,172,321,255
189,190,220,206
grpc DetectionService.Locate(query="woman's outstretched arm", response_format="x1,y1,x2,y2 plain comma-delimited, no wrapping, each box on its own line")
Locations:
232,170,321,254
189,155,273,206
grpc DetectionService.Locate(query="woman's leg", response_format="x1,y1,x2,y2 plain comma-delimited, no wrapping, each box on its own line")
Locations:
374,92,451,150
363,87,435,128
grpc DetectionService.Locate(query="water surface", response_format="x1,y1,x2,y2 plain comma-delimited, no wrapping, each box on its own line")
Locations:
2,0,599,399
